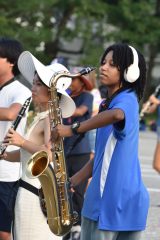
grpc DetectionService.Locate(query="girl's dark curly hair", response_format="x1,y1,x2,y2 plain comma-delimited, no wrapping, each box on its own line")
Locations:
100,43,146,101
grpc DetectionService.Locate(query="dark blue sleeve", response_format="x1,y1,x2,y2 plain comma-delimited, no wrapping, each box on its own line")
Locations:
80,92,93,115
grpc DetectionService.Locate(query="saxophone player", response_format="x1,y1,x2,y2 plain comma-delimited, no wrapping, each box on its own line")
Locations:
0,51,74,240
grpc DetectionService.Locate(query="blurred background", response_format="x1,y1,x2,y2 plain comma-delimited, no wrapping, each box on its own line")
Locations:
1,1,160,239
1,0,160,97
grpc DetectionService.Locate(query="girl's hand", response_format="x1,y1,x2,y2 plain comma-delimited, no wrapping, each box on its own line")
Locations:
56,124,73,137
0,152,7,160
3,128,25,147
69,178,75,193
51,124,73,143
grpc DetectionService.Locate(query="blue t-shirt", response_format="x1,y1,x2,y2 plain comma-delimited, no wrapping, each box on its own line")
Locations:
82,89,149,231
63,92,93,155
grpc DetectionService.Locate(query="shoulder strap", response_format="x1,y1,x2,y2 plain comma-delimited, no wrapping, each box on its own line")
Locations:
66,133,85,157
99,87,127,112
0,78,15,91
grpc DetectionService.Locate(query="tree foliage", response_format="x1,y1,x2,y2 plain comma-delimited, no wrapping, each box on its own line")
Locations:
0,0,107,64
105,0,160,97
0,0,160,97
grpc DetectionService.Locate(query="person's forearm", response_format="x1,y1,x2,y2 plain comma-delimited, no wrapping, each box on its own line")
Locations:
0,108,15,121
72,105,88,117
0,106,20,121
71,159,94,187
55,109,124,140
149,95,160,105
22,140,49,155
148,103,158,113
4,150,20,162
77,108,124,133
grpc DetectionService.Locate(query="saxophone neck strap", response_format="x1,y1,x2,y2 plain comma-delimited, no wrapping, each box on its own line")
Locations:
19,179,39,196
19,179,47,218
99,87,127,112
66,133,85,157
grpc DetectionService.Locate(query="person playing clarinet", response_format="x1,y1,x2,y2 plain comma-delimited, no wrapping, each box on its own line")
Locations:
0,37,31,240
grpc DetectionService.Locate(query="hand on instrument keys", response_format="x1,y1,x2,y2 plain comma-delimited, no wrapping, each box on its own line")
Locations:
3,128,25,147
51,124,73,143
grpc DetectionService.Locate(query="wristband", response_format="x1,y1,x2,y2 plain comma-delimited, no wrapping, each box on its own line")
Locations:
21,139,26,147
71,121,80,135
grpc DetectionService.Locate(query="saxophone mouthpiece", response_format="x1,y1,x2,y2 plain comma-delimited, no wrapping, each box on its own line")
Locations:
79,67,96,76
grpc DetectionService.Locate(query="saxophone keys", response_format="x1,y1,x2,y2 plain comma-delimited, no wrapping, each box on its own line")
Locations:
56,171,64,179
62,219,71,226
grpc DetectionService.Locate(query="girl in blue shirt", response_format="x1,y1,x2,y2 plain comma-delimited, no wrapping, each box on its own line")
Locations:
53,43,149,240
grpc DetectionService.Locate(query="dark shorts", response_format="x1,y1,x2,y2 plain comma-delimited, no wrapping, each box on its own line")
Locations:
0,181,19,232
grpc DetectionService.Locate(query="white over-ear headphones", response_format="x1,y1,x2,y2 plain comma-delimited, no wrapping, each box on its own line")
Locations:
124,45,140,83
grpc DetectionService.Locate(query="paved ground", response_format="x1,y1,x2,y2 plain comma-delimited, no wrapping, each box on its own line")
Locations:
49,130,160,240
139,130,160,240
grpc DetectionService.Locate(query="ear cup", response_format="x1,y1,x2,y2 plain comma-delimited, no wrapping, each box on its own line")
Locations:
124,46,140,83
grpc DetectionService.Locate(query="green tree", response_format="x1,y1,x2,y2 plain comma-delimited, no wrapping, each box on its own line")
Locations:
104,0,160,99
0,0,160,99
0,0,107,65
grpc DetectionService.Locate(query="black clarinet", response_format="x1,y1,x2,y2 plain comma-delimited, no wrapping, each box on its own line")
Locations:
0,97,32,155
140,84,160,121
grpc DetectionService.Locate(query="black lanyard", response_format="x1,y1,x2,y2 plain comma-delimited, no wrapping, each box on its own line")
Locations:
0,78,15,91
99,87,127,113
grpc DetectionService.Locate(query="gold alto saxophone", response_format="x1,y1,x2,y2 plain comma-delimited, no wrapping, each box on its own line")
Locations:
26,67,95,236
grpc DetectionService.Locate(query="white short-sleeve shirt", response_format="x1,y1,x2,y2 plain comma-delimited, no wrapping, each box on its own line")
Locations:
0,80,31,181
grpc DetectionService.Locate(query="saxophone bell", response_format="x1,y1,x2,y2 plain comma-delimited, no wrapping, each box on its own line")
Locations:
26,150,49,179
26,150,78,236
